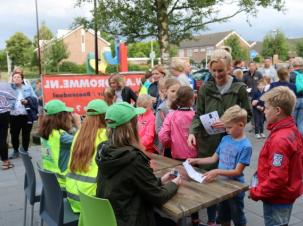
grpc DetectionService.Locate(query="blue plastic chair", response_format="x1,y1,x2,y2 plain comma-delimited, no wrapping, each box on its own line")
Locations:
37,165,78,226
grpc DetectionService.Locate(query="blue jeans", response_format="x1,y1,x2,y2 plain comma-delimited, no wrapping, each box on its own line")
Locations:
263,202,293,226
293,97,303,135
217,195,246,226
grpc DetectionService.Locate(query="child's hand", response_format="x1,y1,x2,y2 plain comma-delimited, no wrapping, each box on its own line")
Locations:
203,169,219,183
187,134,196,148
187,158,198,166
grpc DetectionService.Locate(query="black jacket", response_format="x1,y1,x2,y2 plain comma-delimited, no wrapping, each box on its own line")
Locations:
96,143,177,226
25,96,38,123
121,86,138,103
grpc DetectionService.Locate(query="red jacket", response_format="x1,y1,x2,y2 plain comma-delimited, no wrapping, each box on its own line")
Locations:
250,116,303,204
138,110,156,153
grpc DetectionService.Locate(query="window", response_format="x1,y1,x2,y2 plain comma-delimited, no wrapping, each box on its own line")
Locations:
187,48,192,57
179,49,184,57
193,48,199,53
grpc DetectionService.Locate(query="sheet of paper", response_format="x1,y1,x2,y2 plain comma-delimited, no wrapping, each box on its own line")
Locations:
183,160,205,183
246,88,252,93
199,111,225,135
250,172,258,188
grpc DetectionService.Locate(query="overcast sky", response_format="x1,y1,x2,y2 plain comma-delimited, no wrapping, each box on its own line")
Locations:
1,0,303,49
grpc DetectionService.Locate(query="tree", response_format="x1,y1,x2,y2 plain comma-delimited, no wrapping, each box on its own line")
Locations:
224,35,249,61
42,39,69,72
33,22,54,46
261,30,289,61
0,50,8,71
6,32,33,67
76,0,284,66
296,40,303,57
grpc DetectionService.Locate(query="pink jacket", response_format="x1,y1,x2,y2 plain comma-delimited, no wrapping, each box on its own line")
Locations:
159,109,198,159
138,110,156,153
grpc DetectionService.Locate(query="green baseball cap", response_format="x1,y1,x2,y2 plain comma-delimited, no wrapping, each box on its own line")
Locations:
85,99,108,116
105,102,145,128
44,100,73,115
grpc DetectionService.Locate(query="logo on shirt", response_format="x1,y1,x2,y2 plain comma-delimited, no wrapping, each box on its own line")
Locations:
272,153,283,167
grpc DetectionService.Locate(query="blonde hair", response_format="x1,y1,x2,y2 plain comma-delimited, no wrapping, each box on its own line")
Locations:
171,60,186,72
152,65,166,76
209,48,233,69
137,94,152,109
233,69,243,81
261,86,296,116
221,105,248,124
263,75,271,84
103,87,115,105
290,57,303,67
108,74,125,88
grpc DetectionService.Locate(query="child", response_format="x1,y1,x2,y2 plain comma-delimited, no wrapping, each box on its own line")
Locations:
95,102,180,226
250,86,303,226
251,78,266,139
103,87,116,105
66,99,108,213
137,94,156,153
159,86,197,160
154,78,181,155
38,100,75,190
188,105,252,226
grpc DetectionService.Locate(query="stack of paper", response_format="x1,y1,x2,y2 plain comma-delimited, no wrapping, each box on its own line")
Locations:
183,160,205,183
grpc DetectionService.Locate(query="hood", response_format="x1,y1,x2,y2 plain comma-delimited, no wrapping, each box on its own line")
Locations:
96,143,143,178
205,76,245,94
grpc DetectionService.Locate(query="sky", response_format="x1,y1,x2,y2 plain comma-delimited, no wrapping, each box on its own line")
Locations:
1,0,303,49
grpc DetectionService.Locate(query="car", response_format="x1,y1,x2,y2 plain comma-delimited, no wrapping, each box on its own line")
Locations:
191,69,212,90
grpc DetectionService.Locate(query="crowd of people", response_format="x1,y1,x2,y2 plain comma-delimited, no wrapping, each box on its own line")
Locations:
0,48,302,226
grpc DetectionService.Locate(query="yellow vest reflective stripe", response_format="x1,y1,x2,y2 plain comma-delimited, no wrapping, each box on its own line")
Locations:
66,128,107,213
41,129,71,189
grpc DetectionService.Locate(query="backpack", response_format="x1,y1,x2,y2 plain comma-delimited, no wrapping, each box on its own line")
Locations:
294,70,303,94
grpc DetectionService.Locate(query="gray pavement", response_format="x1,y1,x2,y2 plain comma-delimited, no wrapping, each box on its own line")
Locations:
0,126,302,226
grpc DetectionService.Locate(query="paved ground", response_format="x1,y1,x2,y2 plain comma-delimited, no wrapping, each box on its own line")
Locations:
0,126,302,226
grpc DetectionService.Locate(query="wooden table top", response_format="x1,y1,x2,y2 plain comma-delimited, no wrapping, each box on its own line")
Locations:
146,153,182,172
153,162,249,221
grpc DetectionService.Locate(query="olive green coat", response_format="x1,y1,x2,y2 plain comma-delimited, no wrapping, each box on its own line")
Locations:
190,77,252,170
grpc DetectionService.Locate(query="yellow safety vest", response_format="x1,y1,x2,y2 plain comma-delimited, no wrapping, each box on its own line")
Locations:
41,129,73,190
66,128,107,213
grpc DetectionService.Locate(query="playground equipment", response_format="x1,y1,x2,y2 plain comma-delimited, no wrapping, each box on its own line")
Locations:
86,41,128,74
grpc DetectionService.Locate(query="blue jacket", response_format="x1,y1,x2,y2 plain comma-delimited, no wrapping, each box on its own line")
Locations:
269,81,297,96
251,89,265,108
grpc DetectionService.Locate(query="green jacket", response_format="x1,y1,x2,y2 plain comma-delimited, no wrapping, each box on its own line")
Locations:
96,142,177,226
190,77,252,170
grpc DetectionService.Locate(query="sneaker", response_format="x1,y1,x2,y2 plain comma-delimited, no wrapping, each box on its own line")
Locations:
255,134,261,139
9,151,19,159
260,133,266,138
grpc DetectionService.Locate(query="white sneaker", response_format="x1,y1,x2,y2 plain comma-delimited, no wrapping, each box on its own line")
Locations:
255,134,261,139
260,133,266,138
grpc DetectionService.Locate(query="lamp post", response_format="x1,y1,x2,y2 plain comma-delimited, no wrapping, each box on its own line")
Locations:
34,0,42,76
93,0,99,74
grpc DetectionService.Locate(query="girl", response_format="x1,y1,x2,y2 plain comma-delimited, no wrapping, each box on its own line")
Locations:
159,86,197,160
38,100,74,190
154,78,180,155
96,102,180,226
103,87,116,105
108,74,137,104
170,60,191,87
137,94,155,153
9,71,37,159
148,65,166,110
66,99,108,213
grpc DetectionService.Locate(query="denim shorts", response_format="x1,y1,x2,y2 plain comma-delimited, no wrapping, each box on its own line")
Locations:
263,202,293,226
217,195,246,226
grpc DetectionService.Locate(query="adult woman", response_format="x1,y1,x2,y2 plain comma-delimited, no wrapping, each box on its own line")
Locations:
96,102,180,226
66,99,108,213
9,71,37,159
38,100,74,189
108,74,137,103
148,65,166,110
0,73,16,169
187,48,251,225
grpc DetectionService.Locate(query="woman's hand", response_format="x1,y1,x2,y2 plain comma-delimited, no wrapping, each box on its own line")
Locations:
211,120,225,129
171,175,181,186
203,169,219,183
252,100,258,106
187,134,196,148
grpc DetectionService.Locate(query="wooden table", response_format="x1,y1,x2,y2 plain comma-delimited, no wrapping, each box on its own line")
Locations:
146,153,182,171
149,155,249,224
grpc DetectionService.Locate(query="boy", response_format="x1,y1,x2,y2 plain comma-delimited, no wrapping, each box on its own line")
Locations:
251,78,267,139
250,86,303,226
188,105,252,226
